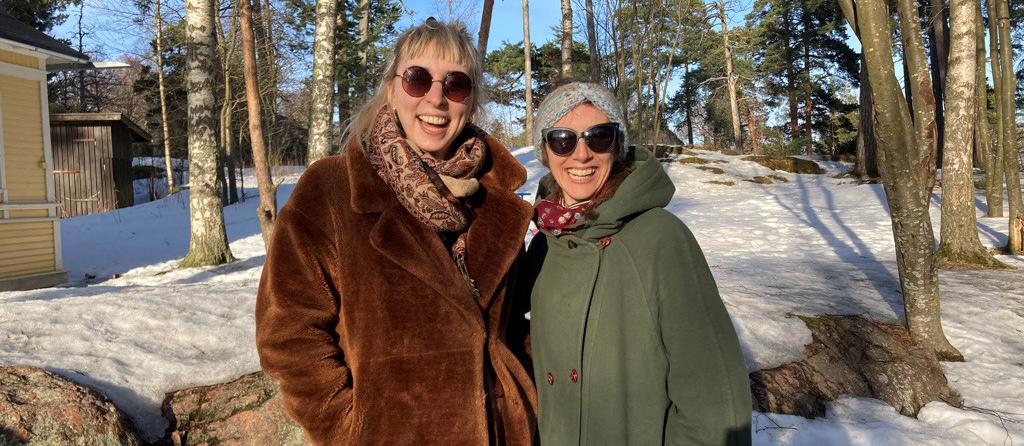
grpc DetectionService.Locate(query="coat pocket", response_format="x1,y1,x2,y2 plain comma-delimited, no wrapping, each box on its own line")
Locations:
355,348,484,445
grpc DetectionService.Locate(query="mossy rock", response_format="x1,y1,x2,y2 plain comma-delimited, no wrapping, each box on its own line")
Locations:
741,155,826,174
678,156,711,165
695,166,725,175
746,176,774,184
704,180,735,186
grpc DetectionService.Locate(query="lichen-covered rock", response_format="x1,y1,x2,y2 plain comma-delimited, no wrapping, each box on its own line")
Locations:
750,315,962,418
0,365,141,445
746,176,774,184
161,371,308,446
741,155,826,174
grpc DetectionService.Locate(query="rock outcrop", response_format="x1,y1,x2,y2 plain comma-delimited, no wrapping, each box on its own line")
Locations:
161,371,308,446
741,155,826,174
0,365,141,445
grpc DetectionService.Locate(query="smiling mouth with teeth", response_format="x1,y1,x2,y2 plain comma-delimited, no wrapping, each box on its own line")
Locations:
567,167,597,178
419,115,450,126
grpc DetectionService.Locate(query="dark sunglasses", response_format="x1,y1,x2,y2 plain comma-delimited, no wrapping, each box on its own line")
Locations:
542,122,621,156
395,66,474,103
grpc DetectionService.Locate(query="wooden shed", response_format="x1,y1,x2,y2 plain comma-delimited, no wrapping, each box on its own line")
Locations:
49,113,150,218
0,11,89,291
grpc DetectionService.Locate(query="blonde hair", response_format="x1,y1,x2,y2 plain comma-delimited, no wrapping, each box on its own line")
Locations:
342,18,487,150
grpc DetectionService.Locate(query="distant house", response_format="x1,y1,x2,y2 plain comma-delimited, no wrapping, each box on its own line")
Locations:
50,113,151,217
0,12,89,291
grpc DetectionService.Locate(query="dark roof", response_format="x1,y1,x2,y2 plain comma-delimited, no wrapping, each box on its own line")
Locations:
50,113,151,143
0,11,88,62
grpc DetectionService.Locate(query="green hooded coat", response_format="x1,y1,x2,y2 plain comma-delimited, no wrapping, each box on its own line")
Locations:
522,148,751,445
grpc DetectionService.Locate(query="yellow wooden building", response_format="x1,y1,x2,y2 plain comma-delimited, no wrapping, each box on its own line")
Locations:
0,12,89,291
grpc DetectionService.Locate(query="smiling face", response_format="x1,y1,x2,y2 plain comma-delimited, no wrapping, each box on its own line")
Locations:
388,47,473,160
545,103,616,206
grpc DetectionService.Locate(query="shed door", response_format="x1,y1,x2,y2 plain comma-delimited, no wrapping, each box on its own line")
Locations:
52,124,117,218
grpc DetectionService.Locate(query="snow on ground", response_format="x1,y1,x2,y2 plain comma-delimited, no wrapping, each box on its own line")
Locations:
2,151,1023,444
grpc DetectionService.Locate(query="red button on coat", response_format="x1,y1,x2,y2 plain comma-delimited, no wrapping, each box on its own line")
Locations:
546,372,555,385
570,369,579,383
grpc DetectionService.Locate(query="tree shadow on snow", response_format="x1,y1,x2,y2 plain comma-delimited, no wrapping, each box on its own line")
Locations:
765,176,905,320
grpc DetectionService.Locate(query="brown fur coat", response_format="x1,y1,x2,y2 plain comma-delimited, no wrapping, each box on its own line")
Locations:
255,136,537,445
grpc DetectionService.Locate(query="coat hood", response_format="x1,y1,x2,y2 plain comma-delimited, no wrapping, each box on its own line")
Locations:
536,147,675,240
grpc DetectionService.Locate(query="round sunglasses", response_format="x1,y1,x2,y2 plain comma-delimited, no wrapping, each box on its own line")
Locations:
542,122,621,156
395,66,474,103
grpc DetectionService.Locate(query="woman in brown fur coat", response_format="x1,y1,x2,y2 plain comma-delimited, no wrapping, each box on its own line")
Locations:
255,18,536,445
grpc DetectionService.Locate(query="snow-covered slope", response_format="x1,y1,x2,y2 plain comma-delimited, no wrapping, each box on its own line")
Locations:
1,153,1022,444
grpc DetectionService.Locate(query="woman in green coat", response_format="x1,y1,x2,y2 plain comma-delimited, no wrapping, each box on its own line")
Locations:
521,82,751,445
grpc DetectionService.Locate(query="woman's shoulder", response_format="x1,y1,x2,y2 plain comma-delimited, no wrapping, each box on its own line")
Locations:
284,153,353,216
618,208,704,258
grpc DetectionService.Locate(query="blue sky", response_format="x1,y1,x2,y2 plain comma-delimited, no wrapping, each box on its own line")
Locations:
51,0,566,63
399,0,565,53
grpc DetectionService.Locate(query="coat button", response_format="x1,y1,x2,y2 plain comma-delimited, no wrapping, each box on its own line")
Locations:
546,372,555,385
570,369,579,383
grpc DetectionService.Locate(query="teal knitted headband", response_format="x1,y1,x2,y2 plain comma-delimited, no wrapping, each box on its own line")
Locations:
533,82,628,166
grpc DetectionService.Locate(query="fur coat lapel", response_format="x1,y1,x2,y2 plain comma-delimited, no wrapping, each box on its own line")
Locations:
347,135,532,322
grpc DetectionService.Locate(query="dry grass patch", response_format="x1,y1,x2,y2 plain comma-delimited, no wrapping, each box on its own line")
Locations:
746,176,774,184
769,174,790,183
704,180,735,186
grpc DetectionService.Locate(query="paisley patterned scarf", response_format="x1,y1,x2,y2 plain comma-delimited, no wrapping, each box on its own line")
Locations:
362,107,488,299
362,107,486,233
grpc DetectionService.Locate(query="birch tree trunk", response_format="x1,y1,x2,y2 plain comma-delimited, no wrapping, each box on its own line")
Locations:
523,0,534,143
560,0,572,79
181,0,235,267
978,0,1001,217
585,0,599,82
718,0,743,152
478,0,494,60
240,0,278,248
839,0,963,361
994,0,1024,254
155,0,176,191
307,0,338,164
937,0,1002,267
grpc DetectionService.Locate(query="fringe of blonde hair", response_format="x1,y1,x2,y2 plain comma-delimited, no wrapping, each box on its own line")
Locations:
341,18,487,151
